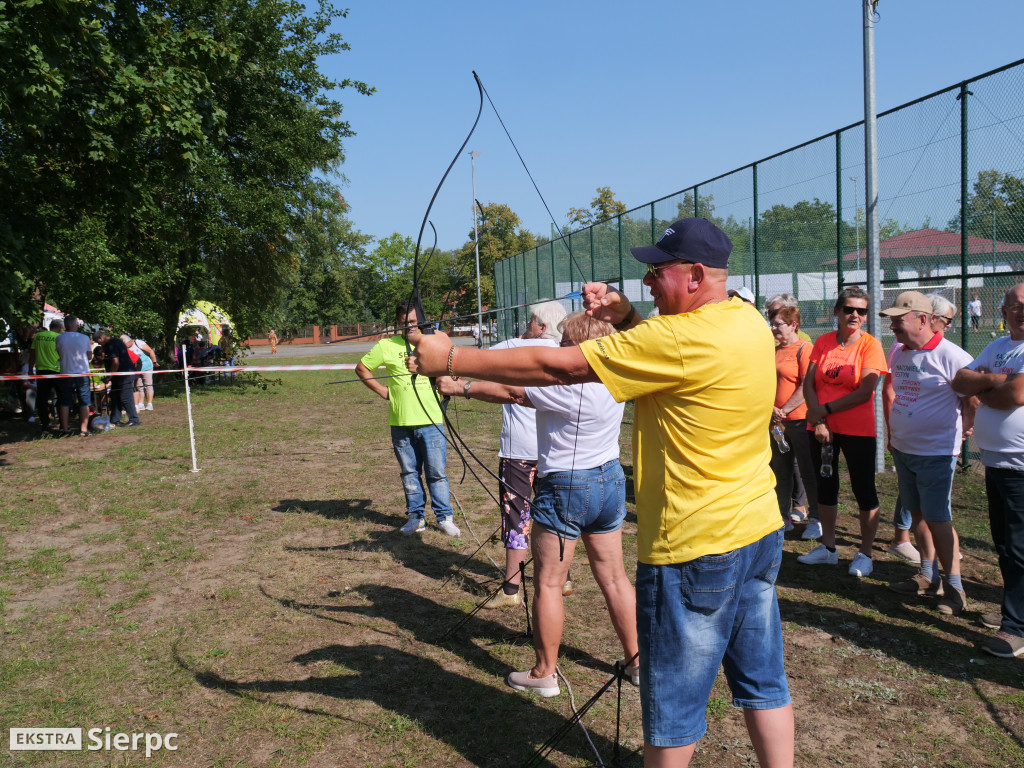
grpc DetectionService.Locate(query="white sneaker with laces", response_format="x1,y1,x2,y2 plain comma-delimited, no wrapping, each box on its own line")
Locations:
146,403,154,411
848,552,874,577
400,517,426,535
797,544,838,565
437,518,461,537
801,519,823,540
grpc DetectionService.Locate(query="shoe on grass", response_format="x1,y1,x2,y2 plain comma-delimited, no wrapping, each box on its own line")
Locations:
801,519,823,540
507,669,560,697
561,579,573,597
797,544,837,565
979,612,1002,630
790,506,808,523
399,517,426,535
886,541,922,564
848,552,874,577
437,518,461,537
481,590,522,610
784,519,794,533
982,631,1024,659
616,658,640,687
889,572,942,597
937,582,967,616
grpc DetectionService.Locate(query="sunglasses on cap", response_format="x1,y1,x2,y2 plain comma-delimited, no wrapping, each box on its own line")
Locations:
841,306,868,316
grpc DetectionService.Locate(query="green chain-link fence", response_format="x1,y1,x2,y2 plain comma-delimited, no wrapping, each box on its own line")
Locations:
494,56,1024,468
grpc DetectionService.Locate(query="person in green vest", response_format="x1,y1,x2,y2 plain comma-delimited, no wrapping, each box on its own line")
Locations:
356,301,459,537
29,318,64,433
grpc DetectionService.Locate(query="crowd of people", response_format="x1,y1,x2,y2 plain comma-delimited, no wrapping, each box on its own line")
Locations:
398,217,1023,768
6,316,165,436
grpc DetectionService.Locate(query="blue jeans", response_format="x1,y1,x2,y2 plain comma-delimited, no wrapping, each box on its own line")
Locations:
985,467,1024,637
391,424,452,521
531,459,626,539
636,529,790,747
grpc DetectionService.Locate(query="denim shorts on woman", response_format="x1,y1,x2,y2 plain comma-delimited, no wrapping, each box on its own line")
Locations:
636,528,790,747
530,459,626,540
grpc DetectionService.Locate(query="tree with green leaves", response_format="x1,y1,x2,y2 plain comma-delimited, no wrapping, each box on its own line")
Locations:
566,186,627,230
1,0,373,352
947,169,1024,244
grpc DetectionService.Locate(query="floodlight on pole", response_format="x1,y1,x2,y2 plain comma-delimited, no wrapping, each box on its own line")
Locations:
470,151,483,347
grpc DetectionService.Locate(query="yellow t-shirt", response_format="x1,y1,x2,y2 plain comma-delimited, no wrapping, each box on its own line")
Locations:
580,297,782,565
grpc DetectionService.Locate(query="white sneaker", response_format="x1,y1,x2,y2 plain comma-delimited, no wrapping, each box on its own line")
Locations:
801,519,823,540
437,518,461,537
849,552,874,578
886,541,921,564
797,544,838,565
400,517,426,535
146,403,153,411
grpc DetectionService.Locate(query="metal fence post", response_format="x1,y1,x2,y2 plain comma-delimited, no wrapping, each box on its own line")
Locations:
753,164,759,301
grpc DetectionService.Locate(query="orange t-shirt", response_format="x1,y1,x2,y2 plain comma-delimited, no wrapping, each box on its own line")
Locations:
809,331,887,437
774,341,811,420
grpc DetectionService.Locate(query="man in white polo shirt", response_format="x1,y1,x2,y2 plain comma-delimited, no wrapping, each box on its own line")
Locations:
881,291,975,616
953,283,1024,658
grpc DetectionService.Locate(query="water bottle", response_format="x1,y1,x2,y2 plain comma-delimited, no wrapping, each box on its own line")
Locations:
771,424,790,454
820,443,834,478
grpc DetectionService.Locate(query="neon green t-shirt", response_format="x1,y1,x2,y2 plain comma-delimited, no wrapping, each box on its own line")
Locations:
361,335,443,427
580,297,782,565
31,330,60,371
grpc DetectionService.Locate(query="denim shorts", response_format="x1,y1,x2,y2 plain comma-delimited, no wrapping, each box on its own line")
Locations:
56,377,91,409
636,528,790,747
530,459,626,540
891,448,957,523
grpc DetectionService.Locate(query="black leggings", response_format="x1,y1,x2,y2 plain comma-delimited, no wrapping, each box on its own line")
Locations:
810,432,879,510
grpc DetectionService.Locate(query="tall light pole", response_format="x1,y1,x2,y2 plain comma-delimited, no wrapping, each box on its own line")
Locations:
470,150,483,347
863,0,883,471
850,175,861,273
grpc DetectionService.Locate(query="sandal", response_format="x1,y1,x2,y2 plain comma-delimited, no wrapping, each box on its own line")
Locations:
78,431,90,438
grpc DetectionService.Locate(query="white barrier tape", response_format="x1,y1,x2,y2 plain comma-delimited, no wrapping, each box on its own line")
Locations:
0,364,359,382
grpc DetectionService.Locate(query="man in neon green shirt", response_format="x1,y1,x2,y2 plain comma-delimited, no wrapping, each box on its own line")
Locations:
29,318,64,432
357,301,458,537
409,219,794,767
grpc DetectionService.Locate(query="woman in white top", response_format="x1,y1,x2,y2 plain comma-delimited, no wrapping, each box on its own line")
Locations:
441,312,637,698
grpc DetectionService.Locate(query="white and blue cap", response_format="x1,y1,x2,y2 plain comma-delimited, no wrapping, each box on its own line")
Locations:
629,217,733,268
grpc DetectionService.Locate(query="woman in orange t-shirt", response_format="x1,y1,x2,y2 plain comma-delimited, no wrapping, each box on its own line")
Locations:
797,287,888,578
769,306,818,533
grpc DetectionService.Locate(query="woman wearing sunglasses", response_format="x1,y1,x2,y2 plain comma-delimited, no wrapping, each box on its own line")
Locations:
797,286,888,577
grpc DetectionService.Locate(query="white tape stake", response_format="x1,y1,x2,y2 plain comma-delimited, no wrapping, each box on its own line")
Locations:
182,345,200,473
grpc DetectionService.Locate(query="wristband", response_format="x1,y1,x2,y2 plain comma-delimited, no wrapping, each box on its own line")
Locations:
613,305,637,331
825,402,833,415
447,345,459,380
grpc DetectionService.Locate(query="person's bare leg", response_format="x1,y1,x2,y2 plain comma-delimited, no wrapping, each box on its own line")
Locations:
581,528,638,662
78,404,89,434
818,503,838,549
645,743,696,767
745,705,795,768
530,527,576,678
59,404,69,432
506,547,528,590
912,510,935,564
858,506,880,556
928,521,961,576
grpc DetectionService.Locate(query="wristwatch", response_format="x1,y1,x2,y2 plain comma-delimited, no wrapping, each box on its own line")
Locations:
463,380,472,399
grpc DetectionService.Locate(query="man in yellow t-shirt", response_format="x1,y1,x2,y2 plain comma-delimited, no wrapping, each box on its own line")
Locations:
357,301,459,538
408,218,794,767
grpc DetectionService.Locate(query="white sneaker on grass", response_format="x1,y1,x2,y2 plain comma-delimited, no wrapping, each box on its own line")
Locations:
437,518,461,537
848,552,874,577
801,519,823,540
399,517,426,535
797,544,838,565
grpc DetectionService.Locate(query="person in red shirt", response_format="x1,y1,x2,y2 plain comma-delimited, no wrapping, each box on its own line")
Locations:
797,287,888,577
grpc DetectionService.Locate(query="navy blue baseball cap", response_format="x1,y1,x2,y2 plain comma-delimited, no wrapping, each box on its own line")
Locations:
629,218,733,268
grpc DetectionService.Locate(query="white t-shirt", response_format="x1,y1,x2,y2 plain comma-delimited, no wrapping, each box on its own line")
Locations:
525,381,624,476
969,336,1024,469
55,331,93,374
968,299,982,317
887,336,972,456
491,338,557,460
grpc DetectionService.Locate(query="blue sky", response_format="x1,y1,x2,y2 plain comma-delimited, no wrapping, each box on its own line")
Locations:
323,1,1024,253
